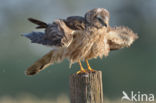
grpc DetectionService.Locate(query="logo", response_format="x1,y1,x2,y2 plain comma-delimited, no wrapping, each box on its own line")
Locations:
121,91,154,102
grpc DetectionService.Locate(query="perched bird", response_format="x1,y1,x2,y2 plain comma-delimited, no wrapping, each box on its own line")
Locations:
23,8,138,76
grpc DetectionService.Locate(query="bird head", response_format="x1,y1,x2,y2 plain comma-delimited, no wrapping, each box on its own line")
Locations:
85,8,110,29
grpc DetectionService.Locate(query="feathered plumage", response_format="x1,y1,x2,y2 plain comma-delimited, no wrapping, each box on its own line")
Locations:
26,49,65,75
28,18,48,29
23,8,138,75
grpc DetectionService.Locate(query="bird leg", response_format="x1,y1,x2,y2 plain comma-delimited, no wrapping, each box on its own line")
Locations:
77,60,87,74
85,59,95,72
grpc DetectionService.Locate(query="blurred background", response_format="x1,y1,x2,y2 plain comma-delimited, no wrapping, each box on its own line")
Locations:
0,0,156,102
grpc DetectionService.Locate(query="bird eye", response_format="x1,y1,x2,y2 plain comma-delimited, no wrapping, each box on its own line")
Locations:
97,17,107,27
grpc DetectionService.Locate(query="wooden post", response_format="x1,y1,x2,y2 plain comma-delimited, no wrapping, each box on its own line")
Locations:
70,71,103,103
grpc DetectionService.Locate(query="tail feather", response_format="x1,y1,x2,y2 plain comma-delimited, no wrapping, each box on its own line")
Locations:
28,18,48,29
26,49,65,76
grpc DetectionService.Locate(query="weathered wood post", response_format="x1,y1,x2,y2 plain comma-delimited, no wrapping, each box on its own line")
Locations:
70,71,103,103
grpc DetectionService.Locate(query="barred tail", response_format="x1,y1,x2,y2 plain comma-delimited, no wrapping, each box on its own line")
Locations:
28,18,48,29
26,49,65,76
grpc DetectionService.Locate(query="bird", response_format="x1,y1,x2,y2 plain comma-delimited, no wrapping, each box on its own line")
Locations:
23,8,138,76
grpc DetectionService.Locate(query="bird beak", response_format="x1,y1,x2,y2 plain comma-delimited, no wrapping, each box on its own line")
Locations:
100,19,107,27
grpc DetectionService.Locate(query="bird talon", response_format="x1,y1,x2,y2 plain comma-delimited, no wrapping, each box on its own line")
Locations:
88,68,96,72
77,60,88,74
76,69,88,74
85,59,96,72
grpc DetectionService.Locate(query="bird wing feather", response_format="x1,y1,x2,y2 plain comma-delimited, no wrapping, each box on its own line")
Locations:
107,26,138,50
26,17,86,47
24,17,87,75
64,16,86,30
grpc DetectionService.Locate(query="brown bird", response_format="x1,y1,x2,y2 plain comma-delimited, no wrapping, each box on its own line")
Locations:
23,8,138,76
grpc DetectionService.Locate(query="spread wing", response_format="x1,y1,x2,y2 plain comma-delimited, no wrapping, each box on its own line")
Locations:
107,26,138,50
23,17,86,48
45,16,86,47
45,19,74,47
